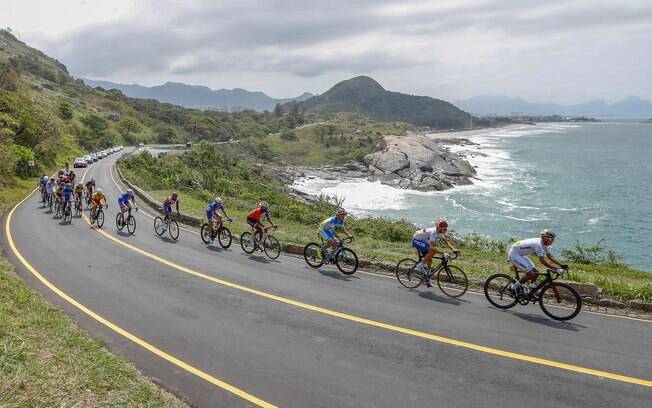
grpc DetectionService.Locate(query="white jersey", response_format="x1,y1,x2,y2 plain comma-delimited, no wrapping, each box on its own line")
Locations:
413,227,439,242
510,237,551,257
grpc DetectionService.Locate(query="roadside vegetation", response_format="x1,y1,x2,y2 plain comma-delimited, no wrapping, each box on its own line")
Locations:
119,145,652,303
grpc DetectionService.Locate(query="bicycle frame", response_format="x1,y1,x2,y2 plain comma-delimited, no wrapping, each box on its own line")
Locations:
510,267,560,302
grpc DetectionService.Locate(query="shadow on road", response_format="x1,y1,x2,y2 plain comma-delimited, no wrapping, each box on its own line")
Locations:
490,308,586,331
205,245,230,253
311,266,358,281
156,236,178,244
242,253,280,264
418,291,465,305
116,231,134,237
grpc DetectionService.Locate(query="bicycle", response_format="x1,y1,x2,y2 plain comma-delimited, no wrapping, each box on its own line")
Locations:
47,192,54,212
90,204,107,228
241,226,281,259
484,266,581,321
304,236,358,275
395,251,468,298
116,207,137,234
200,219,232,248
54,196,62,218
154,213,180,240
85,190,93,209
74,198,83,217
62,200,73,224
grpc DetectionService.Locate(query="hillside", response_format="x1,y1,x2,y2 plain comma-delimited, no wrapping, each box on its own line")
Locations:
456,94,652,117
290,76,472,129
84,79,313,111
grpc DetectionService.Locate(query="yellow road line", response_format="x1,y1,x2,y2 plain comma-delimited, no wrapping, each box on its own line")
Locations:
105,161,652,325
5,186,276,408
71,201,652,388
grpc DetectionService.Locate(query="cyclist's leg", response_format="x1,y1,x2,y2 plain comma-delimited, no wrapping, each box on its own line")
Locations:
508,251,536,284
254,222,264,242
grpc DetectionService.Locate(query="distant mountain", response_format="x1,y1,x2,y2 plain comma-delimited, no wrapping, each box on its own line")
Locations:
292,76,471,129
82,79,313,111
456,95,652,117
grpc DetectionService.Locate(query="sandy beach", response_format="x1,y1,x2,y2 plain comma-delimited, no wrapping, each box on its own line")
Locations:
426,123,530,139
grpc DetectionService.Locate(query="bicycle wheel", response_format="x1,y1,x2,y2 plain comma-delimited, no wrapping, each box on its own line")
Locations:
539,283,582,321
96,209,104,228
335,248,358,275
484,274,518,309
75,202,82,217
264,236,281,259
126,215,136,235
437,265,469,298
154,217,166,236
116,213,124,231
303,243,324,268
200,224,212,244
217,227,232,249
395,259,422,289
240,232,256,254
168,220,179,240
63,207,72,224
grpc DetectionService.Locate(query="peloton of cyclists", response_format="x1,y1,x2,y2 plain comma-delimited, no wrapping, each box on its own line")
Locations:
412,219,459,288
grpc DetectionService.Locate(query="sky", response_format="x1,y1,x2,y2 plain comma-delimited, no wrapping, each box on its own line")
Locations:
2,0,652,103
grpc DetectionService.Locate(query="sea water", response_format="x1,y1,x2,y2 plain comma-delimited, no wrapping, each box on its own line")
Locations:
292,122,652,270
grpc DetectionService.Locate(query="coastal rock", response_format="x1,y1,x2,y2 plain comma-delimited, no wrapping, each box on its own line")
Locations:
362,134,476,191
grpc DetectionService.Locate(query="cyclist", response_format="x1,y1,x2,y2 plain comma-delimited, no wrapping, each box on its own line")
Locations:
54,180,64,207
39,173,48,200
74,182,84,207
318,208,353,260
205,197,232,242
118,189,137,215
507,229,568,293
412,219,458,287
163,192,180,223
247,201,276,244
62,182,74,214
68,170,76,186
45,177,56,204
90,188,107,219
85,178,96,196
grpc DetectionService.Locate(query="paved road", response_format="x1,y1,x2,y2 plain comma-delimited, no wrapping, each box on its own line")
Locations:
3,153,652,407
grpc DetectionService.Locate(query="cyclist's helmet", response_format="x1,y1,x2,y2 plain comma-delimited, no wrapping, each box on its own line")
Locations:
65,182,71,186
77,182,83,187
436,219,449,229
259,201,269,209
58,170,64,176
336,208,347,216
91,178,95,183
172,191,178,198
215,197,222,204
96,188,103,194
126,189,134,196
540,229,556,240
49,177,55,182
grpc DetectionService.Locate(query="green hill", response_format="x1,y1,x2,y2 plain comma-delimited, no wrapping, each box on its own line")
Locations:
290,76,471,129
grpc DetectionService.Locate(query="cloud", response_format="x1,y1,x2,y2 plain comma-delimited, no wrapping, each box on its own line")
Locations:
25,0,652,101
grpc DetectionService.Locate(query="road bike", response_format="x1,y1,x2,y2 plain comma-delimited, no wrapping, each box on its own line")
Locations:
116,207,137,234
62,200,73,224
74,197,83,217
484,266,581,321
90,204,106,228
154,214,180,240
395,251,468,298
47,192,54,212
54,196,62,218
85,190,93,209
40,187,47,204
303,236,358,275
200,219,232,248
241,226,281,259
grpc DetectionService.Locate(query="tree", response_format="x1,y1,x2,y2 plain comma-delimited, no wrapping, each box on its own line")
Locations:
58,101,73,120
273,103,283,118
117,117,142,142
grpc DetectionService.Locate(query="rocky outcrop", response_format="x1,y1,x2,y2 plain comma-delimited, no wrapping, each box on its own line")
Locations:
363,134,476,191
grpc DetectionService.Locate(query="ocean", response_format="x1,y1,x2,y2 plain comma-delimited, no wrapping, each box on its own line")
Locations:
292,121,652,270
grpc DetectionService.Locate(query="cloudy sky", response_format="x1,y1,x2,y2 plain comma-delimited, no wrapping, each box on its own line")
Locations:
3,0,651,103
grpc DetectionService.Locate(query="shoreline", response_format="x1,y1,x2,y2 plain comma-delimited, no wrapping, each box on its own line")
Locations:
426,123,530,140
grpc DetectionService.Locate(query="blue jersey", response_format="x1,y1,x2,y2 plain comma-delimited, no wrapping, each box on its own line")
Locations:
39,176,48,185
206,202,224,214
320,216,345,231
118,192,134,203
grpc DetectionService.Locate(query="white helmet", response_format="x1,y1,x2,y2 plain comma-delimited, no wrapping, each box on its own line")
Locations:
259,201,268,209
96,188,103,194
126,189,134,195
215,197,222,204
336,208,347,216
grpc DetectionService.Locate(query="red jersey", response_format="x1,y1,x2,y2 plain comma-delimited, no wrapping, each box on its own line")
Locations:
247,207,269,221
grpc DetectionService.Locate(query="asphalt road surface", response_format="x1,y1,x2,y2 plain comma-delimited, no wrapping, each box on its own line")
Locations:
3,152,651,407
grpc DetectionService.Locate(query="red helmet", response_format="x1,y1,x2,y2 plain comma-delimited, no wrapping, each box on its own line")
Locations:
172,191,178,198
436,219,448,229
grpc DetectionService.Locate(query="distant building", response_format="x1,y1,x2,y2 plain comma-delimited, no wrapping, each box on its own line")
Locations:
230,106,243,113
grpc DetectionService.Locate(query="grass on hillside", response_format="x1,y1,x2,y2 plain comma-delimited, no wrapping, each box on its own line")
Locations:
0,177,187,407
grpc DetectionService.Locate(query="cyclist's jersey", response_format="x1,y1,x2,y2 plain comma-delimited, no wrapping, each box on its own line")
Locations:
510,238,551,257
320,216,345,231
46,182,56,194
164,195,179,206
413,227,439,242
74,185,84,194
207,202,224,214
247,207,269,221
62,185,73,199
118,192,134,204
39,176,48,186
85,180,95,189
92,192,105,204
55,185,63,195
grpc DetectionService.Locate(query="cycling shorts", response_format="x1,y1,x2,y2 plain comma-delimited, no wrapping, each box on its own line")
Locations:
508,248,535,272
119,198,130,208
320,227,335,240
63,193,73,202
247,217,262,229
412,238,430,256
164,204,172,215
